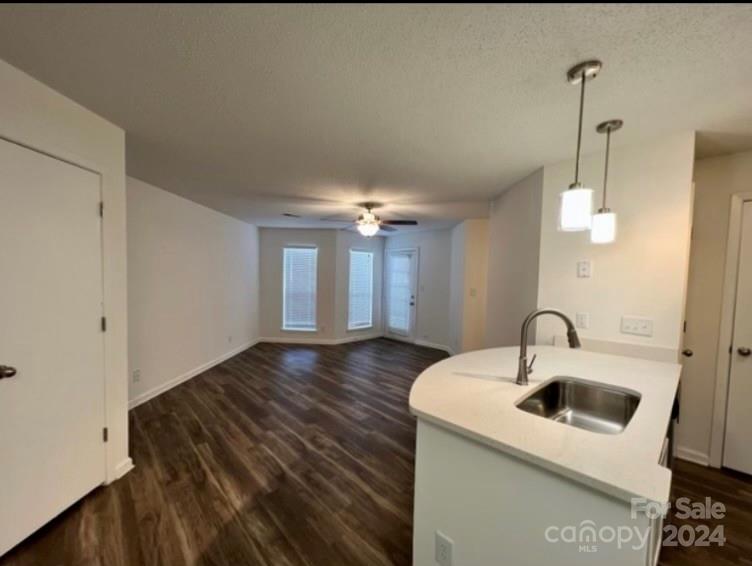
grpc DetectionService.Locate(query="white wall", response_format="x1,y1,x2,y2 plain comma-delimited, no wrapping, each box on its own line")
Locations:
450,220,489,353
679,149,752,463
385,230,453,351
127,177,259,408
259,228,384,343
485,169,544,348
461,220,489,352
449,224,466,353
0,59,129,482
536,133,695,361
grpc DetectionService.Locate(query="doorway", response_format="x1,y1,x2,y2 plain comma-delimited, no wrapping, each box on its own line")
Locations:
385,248,419,342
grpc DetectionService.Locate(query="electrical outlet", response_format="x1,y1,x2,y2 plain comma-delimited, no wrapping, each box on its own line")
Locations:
435,531,453,566
621,316,653,337
576,312,590,329
132,369,141,383
577,260,592,278
228,335,233,344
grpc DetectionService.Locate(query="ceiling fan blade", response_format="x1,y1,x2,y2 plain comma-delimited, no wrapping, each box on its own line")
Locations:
379,224,397,232
381,219,418,226
319,216,354,222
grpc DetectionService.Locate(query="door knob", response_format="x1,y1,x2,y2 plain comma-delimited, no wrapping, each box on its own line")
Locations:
682,349,693,358
738,347,751,357
0,365,17,379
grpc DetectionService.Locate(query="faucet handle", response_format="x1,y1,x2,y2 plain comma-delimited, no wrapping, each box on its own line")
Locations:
527,354,537,374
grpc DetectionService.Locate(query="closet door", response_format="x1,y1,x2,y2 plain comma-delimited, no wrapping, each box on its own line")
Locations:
0,138,106,556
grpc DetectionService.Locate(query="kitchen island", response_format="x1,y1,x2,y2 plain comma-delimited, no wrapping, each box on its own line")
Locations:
409,345,681,566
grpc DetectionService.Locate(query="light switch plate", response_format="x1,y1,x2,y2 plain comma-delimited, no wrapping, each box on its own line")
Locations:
577,260,592,278
621,316,653,337
576,312,590,329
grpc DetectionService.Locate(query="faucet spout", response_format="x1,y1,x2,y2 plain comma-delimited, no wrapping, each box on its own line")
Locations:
516,308,581,386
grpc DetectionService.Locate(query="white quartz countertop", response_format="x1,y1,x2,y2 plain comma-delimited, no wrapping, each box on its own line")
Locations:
409,346,681,504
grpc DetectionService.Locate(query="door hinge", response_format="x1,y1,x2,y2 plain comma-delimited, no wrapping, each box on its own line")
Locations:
103,427,108,443
99,201,104,218
101,316,107,332
683,320,687,333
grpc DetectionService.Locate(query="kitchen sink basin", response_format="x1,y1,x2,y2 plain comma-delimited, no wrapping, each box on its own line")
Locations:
516,377,641,435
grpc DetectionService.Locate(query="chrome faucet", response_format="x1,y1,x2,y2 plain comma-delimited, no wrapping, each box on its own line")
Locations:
516,308,581,385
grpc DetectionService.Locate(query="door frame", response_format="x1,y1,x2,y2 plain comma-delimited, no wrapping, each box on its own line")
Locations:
383,247,419,343
710,191,752,468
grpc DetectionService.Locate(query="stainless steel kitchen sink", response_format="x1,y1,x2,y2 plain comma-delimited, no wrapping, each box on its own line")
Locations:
516,377,641,434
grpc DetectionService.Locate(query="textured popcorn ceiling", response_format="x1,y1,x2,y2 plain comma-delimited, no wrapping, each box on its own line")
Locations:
0,4,751,228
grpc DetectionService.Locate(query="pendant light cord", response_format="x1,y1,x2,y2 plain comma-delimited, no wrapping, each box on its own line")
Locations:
573,70,586,185
602,129,611,209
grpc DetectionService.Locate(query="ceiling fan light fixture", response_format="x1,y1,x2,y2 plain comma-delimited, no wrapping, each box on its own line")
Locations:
356,210,380,237
356,221,380,237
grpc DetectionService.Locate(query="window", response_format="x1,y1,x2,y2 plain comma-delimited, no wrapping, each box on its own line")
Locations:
348,250,374,330
283,247,317,331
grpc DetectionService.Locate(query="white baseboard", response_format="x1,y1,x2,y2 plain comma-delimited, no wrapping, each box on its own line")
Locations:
128,339,258,410
259,332,384,346
675,446,710,466
106,457,134,485
414,339,455,355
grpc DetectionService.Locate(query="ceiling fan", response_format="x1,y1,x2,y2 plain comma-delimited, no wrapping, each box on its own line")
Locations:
323,203,418,237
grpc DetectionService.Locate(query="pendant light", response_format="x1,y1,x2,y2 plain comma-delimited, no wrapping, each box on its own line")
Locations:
559,60,602,232
591,119,622,244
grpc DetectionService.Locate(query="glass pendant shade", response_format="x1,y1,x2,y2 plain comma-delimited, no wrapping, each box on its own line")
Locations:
356,222,379,237
558,186,593,231
356,211,380,237
590,209,617,244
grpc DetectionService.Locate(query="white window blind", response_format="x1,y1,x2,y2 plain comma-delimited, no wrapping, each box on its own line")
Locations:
388,253,411,333
283,247,317,331
348,250,374,330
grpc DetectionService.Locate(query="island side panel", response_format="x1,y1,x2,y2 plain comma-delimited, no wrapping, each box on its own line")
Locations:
413,420,656,566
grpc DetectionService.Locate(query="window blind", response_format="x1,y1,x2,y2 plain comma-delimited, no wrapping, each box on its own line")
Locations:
348,250,374,330
283,247,317,331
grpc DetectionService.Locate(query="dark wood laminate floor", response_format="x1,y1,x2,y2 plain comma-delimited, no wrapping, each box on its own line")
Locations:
2,339,751,565
660,460,752,565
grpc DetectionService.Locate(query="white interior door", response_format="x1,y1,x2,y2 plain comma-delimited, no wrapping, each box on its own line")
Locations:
724,200,752,474
385,248,418,341
0,139,106,556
